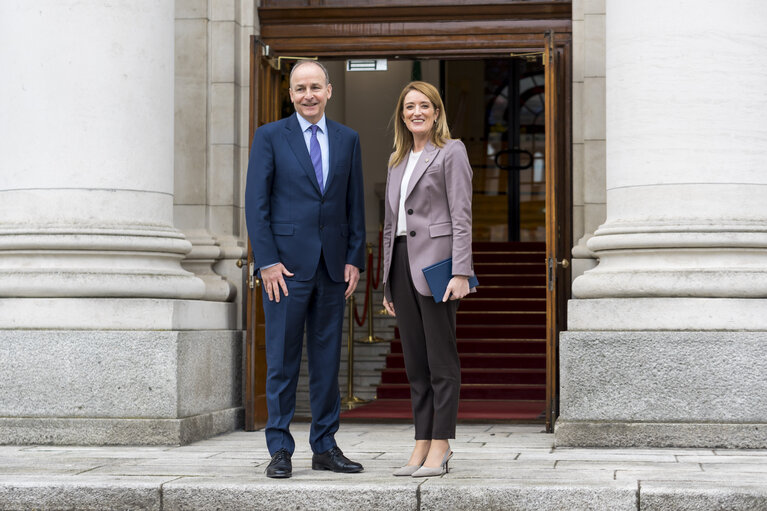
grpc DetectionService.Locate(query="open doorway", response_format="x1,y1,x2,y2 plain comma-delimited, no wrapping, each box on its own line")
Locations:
245,10,571,431
246,54,556,425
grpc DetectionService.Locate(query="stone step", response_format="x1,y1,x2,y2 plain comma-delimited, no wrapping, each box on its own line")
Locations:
3,423,766,511
4,470,764,510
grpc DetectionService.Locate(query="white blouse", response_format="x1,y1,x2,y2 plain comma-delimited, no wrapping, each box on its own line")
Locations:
396,150,423,236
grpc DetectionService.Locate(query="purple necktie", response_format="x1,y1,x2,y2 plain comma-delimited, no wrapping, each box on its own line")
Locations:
309,125,323,193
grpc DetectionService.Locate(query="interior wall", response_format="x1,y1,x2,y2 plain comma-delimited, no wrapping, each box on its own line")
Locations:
323,61,346,127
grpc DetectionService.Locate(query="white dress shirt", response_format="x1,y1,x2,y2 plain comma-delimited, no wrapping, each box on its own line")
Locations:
396,150,423,236
295,112,330,189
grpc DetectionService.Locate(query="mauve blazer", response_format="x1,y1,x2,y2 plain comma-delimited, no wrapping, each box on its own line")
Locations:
382,138,475,301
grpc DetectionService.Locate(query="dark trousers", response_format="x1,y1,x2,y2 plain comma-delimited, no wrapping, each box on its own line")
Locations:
390,237,460,440
262,254,346,455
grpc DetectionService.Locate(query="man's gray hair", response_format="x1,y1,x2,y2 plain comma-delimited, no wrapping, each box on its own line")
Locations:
289,60,331,86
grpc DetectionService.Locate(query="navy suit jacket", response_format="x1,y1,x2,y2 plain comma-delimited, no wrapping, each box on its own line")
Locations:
245,113,366,282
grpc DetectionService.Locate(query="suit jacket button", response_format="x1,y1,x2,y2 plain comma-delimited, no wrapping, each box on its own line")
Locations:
409,231,416,237
320,225,324,231
407,209,413,215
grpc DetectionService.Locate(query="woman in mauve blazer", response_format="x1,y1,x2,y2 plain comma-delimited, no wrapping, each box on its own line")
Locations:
381,81,475,478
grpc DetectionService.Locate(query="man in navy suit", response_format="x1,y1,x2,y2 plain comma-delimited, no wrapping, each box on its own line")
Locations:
245,60,366,478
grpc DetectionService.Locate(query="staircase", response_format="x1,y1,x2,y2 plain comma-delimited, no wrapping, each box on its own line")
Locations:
343,241,548,421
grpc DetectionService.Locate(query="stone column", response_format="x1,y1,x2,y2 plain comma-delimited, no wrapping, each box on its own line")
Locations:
0,1,203,301
558,0,767,447
0,1,241,445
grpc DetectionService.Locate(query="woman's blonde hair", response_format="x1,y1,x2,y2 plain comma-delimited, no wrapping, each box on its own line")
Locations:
389,81,451,169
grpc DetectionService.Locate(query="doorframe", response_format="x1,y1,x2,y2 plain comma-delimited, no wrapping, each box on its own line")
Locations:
246,1,573,431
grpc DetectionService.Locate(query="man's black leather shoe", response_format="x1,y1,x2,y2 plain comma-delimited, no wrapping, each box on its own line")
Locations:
265,448,292,478
312,446,363,473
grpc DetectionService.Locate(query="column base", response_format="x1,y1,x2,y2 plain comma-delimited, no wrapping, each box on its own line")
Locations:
555,421,767,449
0,328,243,445
0,408,244,446
557,330,767,448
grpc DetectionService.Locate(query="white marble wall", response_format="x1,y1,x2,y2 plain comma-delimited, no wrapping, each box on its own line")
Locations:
571,0,606,279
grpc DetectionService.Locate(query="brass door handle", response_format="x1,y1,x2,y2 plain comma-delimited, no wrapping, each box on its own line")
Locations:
236,259,244,268
557,259,569,269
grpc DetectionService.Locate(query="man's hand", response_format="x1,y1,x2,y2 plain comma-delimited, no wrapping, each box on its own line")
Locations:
382,296,395,317
442,275,470,302
344,264,360,299
261,263,294,302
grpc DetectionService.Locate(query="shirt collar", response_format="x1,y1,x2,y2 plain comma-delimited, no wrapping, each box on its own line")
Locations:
296,112,327,134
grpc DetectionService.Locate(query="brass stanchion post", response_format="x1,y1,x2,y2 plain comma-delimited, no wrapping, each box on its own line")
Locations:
341,295,367,409
357,243,387,344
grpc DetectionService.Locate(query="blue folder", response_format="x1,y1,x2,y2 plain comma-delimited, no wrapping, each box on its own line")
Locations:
422,257,479,303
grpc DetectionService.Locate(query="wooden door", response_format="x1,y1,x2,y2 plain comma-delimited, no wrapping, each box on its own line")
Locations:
245,38,283,431
544,31,570,432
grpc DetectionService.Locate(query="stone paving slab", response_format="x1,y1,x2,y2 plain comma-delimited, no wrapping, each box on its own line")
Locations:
698,463,767,473
1,423,767,510
554,460,703,471
616,470,767,483
679,454,767,464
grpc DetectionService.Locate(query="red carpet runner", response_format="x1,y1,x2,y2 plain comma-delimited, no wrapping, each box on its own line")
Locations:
342,242,547,421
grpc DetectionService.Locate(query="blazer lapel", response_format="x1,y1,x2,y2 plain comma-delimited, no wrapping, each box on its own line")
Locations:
284,113,322,195
387,157,407,215
405,141,440,200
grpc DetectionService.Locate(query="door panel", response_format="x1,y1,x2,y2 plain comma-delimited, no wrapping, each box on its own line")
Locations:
245,38,283,431
544,31,570,432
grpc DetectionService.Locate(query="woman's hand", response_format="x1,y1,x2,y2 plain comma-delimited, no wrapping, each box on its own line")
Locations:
442,276,470,302
383,296,396,316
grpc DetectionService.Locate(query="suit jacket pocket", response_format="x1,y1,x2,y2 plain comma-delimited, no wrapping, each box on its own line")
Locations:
271,223,295,235
429,222,452,238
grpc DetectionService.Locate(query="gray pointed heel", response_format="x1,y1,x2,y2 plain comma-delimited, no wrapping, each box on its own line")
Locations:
393,456,426,476
411,450,453,477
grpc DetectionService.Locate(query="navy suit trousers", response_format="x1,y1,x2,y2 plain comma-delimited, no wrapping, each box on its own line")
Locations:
262,255,346,455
